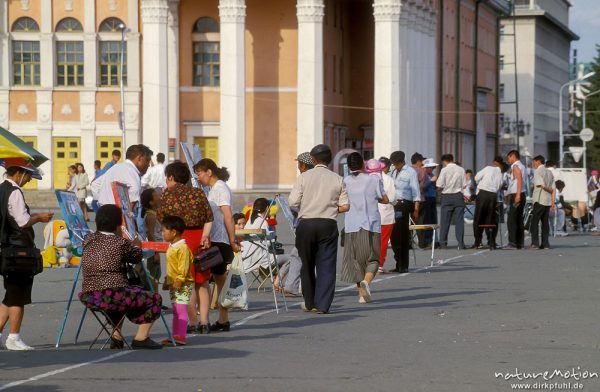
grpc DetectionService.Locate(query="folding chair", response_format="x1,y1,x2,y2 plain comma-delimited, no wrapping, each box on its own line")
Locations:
84,306,131,350
408,217,439,267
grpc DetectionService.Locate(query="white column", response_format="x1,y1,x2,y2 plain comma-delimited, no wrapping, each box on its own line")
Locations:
36,90,52,189
167,0,180,157
219,0,246,189
405,2,417,154
40,0,54,89
373,0,402,157
80,91,96,178
0,0,9,128
426,8,437,159
83,0,96,88
141,0,169,156
296,0,324,155
417,4,428,156
399,7,409,153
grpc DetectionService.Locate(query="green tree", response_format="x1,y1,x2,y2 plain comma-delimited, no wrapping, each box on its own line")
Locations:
583,45,600,171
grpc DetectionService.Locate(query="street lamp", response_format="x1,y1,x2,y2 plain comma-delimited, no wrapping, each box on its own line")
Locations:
118,23,131,150
559,71,595,167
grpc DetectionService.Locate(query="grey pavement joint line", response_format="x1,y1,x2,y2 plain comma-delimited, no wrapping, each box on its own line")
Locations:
0,249,488,390
0,351,132,391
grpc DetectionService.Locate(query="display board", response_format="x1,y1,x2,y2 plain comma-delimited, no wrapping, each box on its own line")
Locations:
557,168,588,202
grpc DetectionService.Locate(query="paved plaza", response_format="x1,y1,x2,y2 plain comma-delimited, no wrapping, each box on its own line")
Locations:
1,211,599,392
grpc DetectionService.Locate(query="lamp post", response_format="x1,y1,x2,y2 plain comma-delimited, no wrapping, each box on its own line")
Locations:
559,71,595,167
118,24,131,149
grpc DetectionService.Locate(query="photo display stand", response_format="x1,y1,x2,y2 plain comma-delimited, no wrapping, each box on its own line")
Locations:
55,188,174,348
180,142,202,189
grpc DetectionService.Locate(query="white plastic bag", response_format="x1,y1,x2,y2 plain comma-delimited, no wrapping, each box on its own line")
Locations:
218,253,248,310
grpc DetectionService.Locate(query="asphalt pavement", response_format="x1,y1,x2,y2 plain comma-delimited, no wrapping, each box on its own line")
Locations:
1,211,599,392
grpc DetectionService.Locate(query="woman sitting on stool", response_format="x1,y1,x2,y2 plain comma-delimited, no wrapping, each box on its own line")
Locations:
79,204,163,349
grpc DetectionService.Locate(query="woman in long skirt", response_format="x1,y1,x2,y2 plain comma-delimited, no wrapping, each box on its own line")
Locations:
341,152,389,303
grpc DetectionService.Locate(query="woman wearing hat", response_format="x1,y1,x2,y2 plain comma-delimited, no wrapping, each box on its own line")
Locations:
341,153,388,303
0,164,53,350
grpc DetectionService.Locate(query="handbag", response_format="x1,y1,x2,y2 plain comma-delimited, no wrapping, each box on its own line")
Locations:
0,247,43,276
0,204,43,276
194,246,223,271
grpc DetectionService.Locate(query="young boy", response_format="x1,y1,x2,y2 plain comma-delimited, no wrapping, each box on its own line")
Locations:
161,215,194,345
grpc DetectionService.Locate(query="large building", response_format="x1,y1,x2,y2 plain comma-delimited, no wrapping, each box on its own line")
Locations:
1,0,507,190
499,0,578,161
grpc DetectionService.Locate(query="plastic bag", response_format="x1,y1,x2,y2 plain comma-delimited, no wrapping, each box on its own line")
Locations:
218,253,248,310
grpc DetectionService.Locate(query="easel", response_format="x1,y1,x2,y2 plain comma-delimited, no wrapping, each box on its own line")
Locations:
55,187,174,347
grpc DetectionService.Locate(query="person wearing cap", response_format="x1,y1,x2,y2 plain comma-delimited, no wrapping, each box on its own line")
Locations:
289,144,349,313
472,156,505,249
377,157,396,272
437,154,467,249
0,164,53,350
389,151,420,273
275,152,315,297
422,158,439,247
411,153,427,248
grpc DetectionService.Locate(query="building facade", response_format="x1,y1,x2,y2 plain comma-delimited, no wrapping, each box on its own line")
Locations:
499,0,577,161
1,0,506,190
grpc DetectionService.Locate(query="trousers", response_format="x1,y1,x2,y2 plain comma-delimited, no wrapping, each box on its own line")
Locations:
296,219,339,312
507,192,526,248
473,190,498,246
530,202,550,248
439,193,465,248
390,201,413,271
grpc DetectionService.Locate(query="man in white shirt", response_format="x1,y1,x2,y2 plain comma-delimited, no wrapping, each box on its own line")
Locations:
141,152,167,190
472,156,504,249
530,155,554,249
97,144,153,209
437,154,467,249
505,150,527,249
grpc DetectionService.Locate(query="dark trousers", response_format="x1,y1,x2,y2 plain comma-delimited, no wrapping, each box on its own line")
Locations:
423,196,437,245
295,219,339,312
507,192,526,248
390,201,413,271
530,202,550,248
473,190,498,246
439,193,465,248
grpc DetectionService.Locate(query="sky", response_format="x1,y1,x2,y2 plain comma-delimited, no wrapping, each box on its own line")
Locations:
569,0,599,63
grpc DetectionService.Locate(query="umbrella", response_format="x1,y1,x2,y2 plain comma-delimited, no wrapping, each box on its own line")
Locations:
0,127,48,167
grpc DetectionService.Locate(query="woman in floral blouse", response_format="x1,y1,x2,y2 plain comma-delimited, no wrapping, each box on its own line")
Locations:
79,204,163,349
158,161,213,334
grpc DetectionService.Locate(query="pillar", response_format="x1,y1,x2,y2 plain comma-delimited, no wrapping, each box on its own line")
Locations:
0,0,9,129
373,0,403,157
141,0,169,155
167,0,180,159
297,0,324,155
219,0,246,189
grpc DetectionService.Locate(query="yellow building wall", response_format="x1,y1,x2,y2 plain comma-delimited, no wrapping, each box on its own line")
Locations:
95,92,121,122
53,91,81,121
96,0,129,29
9,91,37,122
52,0,85,29
8,0,42,29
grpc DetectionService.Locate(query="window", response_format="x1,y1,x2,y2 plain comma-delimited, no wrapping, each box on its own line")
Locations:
12,41,40,86
12,17,39,32
192,17,220,87
99,17,125,32
193,17,219,34
99,41,126,86
57,41,84,86
56,17,83,32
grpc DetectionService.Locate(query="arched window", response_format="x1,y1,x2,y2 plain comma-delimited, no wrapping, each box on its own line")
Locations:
99,17,125,32
192,17,220,87
193,17,219,34
11,17,40,32
56,17,83,32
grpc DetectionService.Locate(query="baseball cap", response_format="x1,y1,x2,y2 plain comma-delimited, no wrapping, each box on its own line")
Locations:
423,158,439,168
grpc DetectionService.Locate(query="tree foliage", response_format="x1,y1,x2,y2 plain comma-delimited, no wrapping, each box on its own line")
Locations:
583,45,600,171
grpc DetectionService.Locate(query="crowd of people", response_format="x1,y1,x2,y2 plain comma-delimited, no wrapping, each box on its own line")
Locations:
2,140,599,350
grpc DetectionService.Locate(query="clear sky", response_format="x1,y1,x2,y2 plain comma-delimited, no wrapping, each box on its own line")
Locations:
570,0,599,63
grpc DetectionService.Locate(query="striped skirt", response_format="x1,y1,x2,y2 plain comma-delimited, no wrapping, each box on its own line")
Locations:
341,229,381,283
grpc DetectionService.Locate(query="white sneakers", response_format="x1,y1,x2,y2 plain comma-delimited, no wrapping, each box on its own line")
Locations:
358,297,366,304
555,231,569,237
4,335,34,351
359,280,372,303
